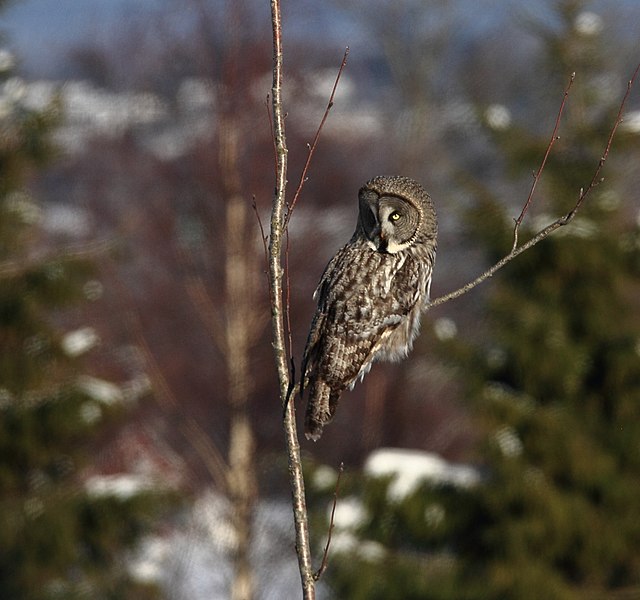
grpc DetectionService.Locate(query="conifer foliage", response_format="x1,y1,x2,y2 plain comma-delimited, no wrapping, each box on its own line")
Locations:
0,40,170,600
324,2,640,598
444,5,640,595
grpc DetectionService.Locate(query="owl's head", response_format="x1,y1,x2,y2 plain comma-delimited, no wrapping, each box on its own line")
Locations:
357,175,437,254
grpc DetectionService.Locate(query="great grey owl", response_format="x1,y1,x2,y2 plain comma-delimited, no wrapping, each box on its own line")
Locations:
301,175,437,441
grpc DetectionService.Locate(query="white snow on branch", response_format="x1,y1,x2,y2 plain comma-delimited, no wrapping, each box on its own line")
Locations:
364,448,480,501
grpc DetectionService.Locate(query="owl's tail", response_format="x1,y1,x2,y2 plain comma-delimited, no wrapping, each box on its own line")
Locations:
304,379,338,442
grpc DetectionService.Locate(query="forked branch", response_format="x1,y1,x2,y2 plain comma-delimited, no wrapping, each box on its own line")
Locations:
512,72,575,250
429,63,639,311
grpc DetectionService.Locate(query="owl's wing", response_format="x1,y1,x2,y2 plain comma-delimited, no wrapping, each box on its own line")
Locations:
300,249,345,394
303,244,424,394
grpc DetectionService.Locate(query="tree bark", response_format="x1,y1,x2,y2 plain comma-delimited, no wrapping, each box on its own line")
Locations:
269,1,316,597
221,120,258,600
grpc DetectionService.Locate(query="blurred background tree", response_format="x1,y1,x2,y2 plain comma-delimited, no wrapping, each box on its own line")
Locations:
323,1,640,598
443,3,640,596
0,14,175,600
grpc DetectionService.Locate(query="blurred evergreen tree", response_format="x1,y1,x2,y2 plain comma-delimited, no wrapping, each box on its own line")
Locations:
323,1,640,598
0,43,172,600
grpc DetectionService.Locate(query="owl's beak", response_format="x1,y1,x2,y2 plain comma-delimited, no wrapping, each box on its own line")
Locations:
371,226,388,253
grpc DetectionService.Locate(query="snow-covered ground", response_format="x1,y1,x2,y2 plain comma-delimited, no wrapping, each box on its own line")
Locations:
126,448,479,599
130,491,331,600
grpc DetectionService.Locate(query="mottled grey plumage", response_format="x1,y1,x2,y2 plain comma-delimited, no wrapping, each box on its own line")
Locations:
301,175,437,441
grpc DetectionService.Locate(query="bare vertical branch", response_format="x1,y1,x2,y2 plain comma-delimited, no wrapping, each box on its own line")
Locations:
314,462,345,581
268,1,316,598
268,6,288,378
561,62,640,222
284,47,350,229
284,230,294,362
512,72,575,251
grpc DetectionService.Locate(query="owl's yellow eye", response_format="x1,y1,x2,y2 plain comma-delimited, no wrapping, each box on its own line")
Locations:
389,211,401,222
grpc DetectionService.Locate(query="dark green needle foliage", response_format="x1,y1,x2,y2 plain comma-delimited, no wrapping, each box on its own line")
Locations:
323,1,640,598
0,42,173,600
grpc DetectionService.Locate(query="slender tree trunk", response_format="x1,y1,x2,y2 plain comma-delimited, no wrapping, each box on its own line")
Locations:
221,121,258,600
269,1,316,597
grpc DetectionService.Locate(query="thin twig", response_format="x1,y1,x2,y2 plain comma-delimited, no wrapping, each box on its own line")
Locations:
314,462,345,581
283,47,350,231
280,49,350,395
252,198,269,256
284,358,297,419
561,61,640,222
512,72,575,251
252,198,271,291
284,229,294,364
266,94,278,174
429,64,639,311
